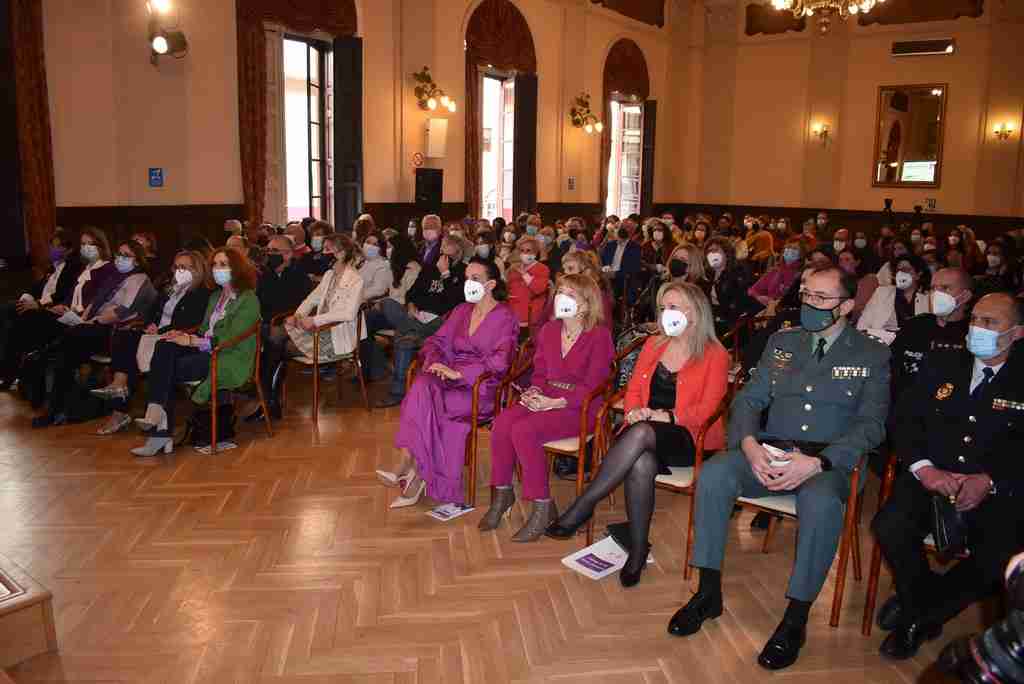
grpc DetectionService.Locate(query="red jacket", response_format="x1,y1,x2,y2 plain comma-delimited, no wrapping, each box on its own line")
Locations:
507,261,550,326
624,336,730,451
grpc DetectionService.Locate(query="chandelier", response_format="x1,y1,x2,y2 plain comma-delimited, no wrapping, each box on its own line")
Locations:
769,0,886,34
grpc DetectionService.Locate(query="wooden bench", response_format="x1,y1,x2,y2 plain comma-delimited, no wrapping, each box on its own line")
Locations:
0,553,58,669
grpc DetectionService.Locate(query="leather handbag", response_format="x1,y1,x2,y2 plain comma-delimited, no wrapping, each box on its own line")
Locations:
931,494,968,559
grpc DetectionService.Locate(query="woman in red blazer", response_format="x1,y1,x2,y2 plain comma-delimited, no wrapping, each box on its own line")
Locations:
506,236,550,328
546,281,730,587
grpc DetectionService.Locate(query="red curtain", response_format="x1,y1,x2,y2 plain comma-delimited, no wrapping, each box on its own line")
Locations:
464,0,537,218
235,0,357,225
600,39,649,216
10,0,55,276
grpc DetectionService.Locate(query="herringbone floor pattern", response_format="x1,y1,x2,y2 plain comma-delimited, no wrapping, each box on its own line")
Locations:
0,383,978,683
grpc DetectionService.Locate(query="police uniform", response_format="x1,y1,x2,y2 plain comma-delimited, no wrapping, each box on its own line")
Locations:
692,323,891,602
872,346,1024,627
889,313,968,401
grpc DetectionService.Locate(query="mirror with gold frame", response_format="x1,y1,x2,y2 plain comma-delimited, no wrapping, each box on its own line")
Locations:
872,83,947,188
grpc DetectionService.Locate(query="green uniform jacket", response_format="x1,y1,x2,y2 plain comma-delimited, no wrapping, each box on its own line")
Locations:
191,289,261,405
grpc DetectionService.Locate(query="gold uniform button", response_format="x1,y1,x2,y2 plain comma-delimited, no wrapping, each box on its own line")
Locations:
806,385,814,392
804,403,812,411
963,436,972,444
957,456,966,463
968,415,976,423
801,424,809,432
846,390,854,397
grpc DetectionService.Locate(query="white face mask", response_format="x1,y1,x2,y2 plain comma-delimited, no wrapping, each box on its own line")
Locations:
707,252,724,269
464,279,486,303
987,254,1002,269
475,244,491,258
661,309,688,337
894,272,914,290
174,268,194,287
554,293,578,320
833,240,846,253
854,238,867,249
931,290,958,317
423,229,439,242
407,226,417,237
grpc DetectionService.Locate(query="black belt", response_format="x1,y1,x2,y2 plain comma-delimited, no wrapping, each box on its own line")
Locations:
763,439,829,456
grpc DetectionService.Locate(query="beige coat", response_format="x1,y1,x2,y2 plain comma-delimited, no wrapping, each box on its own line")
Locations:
294,266,366,356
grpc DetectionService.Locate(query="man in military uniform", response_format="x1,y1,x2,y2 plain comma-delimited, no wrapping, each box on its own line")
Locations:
872,292,1024,659
668,266,891,671
889,267,974,402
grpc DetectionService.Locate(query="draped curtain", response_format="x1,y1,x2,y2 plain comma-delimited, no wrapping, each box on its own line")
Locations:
600,39,649,217
10,0,55,275
235,0,356,225
464,0,537,218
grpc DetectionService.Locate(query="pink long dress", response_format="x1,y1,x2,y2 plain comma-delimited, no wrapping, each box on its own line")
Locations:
395,302,519,504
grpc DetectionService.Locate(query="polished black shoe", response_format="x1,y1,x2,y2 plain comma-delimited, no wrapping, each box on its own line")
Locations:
667,591,723,637
244,402,281,423
31,412,66,429
375,394,404,409
879,621,942,660
876,594,903,632
543,512,593,540
619,544,651,588
757,619,807,670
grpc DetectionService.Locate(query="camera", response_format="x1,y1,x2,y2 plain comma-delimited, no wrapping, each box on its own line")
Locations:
939,551,1024,682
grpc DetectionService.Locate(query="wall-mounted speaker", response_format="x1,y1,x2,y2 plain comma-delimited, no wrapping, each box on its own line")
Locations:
892,39,955,57
415,168,443,210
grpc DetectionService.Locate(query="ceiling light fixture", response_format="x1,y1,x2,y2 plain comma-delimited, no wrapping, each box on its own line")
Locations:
768,0,887,34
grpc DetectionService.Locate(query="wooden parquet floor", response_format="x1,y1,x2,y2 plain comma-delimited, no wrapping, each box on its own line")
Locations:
0,381,977,683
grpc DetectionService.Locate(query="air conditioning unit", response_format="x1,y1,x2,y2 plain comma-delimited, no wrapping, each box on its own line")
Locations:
892,39,956,57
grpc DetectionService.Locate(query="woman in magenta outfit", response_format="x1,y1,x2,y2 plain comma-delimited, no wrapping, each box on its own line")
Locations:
479,273,615,541
379,258,519,508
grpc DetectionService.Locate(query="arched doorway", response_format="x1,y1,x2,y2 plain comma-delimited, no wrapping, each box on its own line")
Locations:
465,0,538,219
601,39,654,219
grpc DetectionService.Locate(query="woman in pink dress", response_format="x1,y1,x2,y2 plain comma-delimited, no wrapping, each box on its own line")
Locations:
480,273,614,541
379,258,519,508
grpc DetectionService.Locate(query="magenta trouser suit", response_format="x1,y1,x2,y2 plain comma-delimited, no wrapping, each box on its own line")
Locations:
489,320,615,500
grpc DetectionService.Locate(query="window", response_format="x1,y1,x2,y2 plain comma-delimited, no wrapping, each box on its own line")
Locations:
605,101,644,218
283,36,333,222
480,73,515,221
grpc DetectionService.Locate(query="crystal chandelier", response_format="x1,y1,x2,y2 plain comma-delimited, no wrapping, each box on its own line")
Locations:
769,0,886,34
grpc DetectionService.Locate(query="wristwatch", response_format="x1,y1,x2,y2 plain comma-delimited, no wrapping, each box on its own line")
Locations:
817,454,833,472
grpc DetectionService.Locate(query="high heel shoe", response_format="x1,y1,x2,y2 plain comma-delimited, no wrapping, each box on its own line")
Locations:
543,509,593,540
619,543,652,588
511,500,558,543
376,468,413,489
389,478,426,509
478,487,516,531
134,418,156,433
130,437,173,457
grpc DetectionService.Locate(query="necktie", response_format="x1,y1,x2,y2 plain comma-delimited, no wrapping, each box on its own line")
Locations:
815,338,827,362
971,367,994,399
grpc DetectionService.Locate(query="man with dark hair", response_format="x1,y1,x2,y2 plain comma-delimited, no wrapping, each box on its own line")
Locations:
874,292,1024,659
671,266,891,671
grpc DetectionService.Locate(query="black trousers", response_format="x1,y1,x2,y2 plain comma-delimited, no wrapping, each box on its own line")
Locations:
110,328,145,388
48,323,113,415
145,340,210,438
0,308,65,381
872,472,1024,626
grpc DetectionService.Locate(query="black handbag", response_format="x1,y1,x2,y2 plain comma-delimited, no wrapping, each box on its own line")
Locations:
931,494,968,559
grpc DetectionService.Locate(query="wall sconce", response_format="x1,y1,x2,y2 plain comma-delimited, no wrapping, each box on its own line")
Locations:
413,67,456,113
570,93,604,134
993,122,1015,141
147,0,187,64
811,121,831,145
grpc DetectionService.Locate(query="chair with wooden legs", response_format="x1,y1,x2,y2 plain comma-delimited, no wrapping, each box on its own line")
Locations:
205,321,274,454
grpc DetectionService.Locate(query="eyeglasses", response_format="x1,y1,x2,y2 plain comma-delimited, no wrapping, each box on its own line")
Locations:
799,290,847,307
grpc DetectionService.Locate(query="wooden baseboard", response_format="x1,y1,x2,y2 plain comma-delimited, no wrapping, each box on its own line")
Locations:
0,554,58,669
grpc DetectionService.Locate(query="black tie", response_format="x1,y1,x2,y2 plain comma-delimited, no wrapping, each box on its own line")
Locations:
971,367,994,400
815,338,827,362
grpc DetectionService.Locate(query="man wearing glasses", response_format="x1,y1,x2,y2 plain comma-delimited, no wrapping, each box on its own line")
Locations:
669,266,891,671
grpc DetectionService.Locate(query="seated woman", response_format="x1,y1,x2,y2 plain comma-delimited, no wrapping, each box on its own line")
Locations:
668,243,708,286
480,274,615,541
92,250,212,434
539,251,614,327
546,282,730,587
32,240,158,428
507,236,550,330
837,247,877,322
130,248,260,457
857,253,931,334
748,238,804,308
975,240,1021,295
703,237,754,338
641,218,672,275
876,237,913,287
297,220,335,279
376,258,519,508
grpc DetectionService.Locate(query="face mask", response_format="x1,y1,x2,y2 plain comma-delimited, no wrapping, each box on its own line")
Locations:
949,236,960,246
653,231,664,241
81,244,100,263
800,302,839,333
554,293,578,320
669,259,689,278
266,254,284,270
894,272,914,290
503,231,515,243
707,252,724,269
967,325,1016,360
174,268,194,288
407,226,417,237
661,309,688,337
464,279,486,303
817,218,827,227
364,244,381,259
475,244,491,258
833,241,846,253
213,268,232,287
538,235,551,246
931,290,958,317
854,238,867,249
115,256,135,274
520,253,536,265
526,226,538,236
49,247,67,264
987,254,1002,269
423,230,439,242
783,248,800,264
311,237,324,252
910,234,922,243
450,231,464,240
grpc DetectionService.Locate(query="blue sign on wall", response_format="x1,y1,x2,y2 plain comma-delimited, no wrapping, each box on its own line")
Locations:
148,168,164,188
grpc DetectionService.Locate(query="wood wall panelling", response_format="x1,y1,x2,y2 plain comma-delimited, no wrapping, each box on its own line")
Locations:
362,203,470,230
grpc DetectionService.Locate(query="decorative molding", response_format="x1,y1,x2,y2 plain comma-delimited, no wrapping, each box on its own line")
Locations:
857,0,984,27
589,0,665,28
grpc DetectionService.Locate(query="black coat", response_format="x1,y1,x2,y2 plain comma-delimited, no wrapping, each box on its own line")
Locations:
703,265,755,327
256,264,314,320
145,286,212,333
30,257,84,306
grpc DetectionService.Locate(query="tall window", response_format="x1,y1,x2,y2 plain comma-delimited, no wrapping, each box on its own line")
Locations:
480,73,515,221
283,36,333,222
605,101,644,218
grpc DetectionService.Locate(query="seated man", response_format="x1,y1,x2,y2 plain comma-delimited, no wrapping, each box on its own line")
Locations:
669,266,890,671
872,292,1024,660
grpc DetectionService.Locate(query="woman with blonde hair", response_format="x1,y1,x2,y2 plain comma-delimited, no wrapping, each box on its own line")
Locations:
507,235,550,328
546,282,730,587
481,273,615,541
561,250,614,325
667,243,708,285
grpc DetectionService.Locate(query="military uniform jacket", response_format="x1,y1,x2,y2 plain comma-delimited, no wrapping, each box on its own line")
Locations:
729,324,891,473
895,346,1024,496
